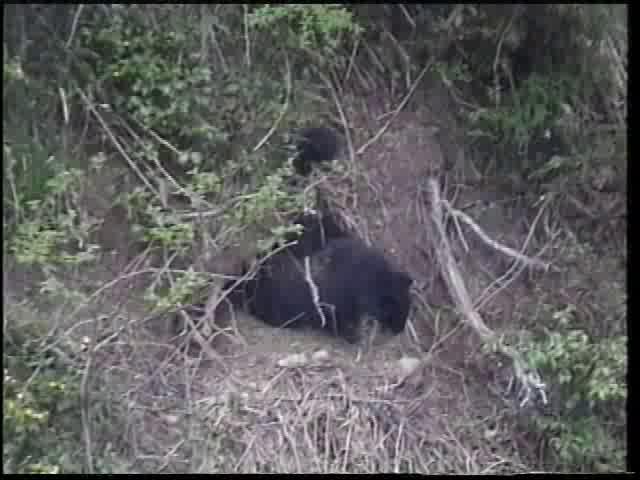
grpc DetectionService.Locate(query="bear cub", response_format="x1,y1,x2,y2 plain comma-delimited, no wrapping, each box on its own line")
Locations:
290,126,343,176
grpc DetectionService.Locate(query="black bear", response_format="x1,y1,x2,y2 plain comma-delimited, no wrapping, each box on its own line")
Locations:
290,126,343,176
230,236,413,344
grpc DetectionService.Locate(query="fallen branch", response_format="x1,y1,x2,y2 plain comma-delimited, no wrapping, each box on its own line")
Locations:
427,178,547,408
442,197,551,272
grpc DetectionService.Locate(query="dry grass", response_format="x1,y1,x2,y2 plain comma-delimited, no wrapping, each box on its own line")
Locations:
64,307,536,474
3,82,574,473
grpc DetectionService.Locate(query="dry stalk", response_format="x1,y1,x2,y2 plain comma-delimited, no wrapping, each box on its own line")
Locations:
59,87,70,125
188,234,313,345
253,54,292,153
362,41,387,76
443,197,551,272
382,29,412,89
76,88,159,199
474,196,555,311
397,4,416,29
66,4,85,48
206,7,229,73
243,4,251,68
342,35,360,87
125,115,212,209
492,11,518,107
80,338,94,474
316,69,356,167
427,178,547,408
178,309,226,365
43,254,153,353
304,256,328,329
356,57,435,157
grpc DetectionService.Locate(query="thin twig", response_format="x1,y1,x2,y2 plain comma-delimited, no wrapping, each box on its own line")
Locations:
304,256,327,329
81,339,94,473
66,4,84,48
126,115,212,209
76,88,160,198
244,4,251,68
474,196,553,311
253,54,292,152
342,36,361,87
208,17,229,73
316,69,355,167
443,198,550,271
397,4,416,29
492,11,517,107
356,58,435,156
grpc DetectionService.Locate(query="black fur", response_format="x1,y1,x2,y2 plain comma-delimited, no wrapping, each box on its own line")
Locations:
220,204,348,310
291,126,342,176
282,199,349,258
234,237,413,344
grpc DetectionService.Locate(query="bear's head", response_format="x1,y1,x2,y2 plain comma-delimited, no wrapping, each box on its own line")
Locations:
379,270,413,335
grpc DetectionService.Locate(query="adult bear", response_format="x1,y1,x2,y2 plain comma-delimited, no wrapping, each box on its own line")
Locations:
228,236,413,344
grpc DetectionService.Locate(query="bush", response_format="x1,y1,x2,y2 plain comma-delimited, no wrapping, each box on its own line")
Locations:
3,310,83,473
524,305,627,472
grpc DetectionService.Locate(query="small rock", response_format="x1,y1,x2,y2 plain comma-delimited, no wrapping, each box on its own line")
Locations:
164,414,179,425
278,352,309,368
484,427,498,440
312,349,329,362
398,356,420,376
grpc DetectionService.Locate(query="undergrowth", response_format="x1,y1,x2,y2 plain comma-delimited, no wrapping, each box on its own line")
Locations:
521,299,627,472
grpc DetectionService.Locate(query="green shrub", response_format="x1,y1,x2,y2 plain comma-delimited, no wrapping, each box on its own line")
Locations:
3,324,83,473
9,166,102,273
524,305,627,472
249,4,361,59
470,73,574,158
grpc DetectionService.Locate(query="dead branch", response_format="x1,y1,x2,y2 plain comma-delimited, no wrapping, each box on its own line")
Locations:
442,197,551,272
474,196,555,312
427,178,547,408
